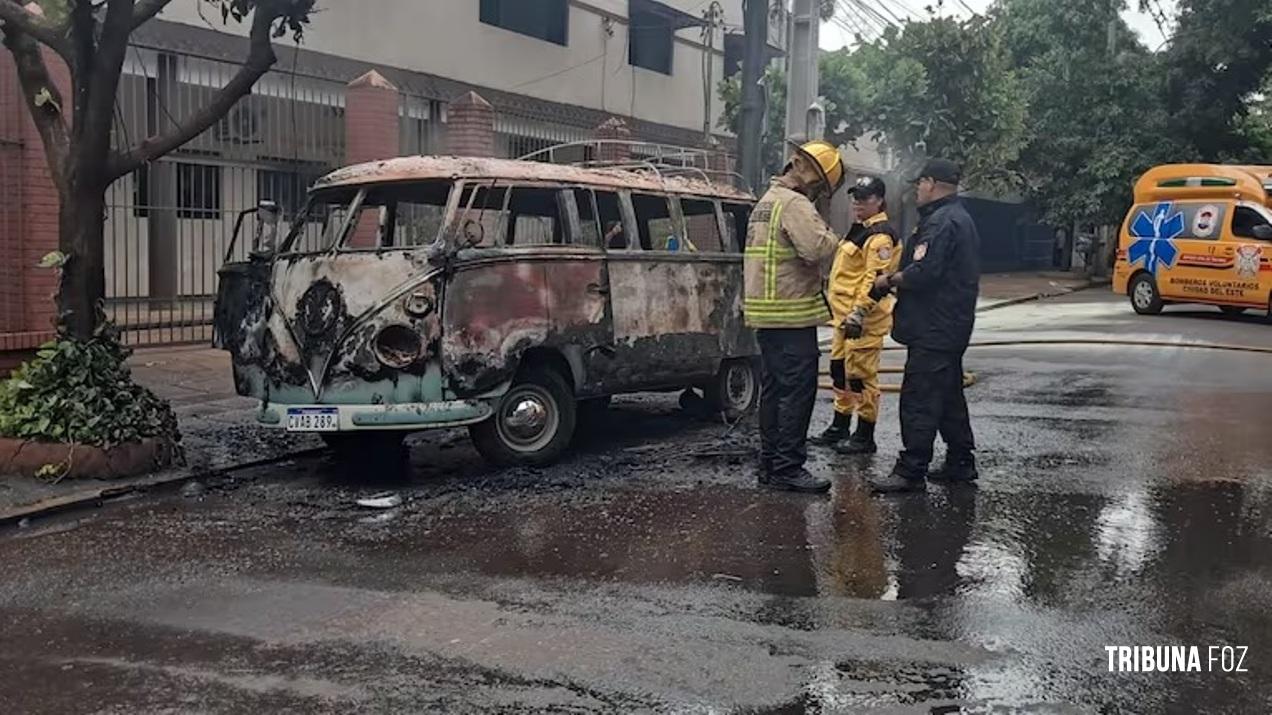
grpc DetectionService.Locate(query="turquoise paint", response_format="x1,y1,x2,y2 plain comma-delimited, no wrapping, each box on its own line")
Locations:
351,402,490,427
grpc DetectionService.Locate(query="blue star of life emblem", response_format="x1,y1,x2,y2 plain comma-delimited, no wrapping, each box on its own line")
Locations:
1127,202,1184,275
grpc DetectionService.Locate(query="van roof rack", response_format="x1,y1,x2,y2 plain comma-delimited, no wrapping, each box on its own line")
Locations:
517,140,744,187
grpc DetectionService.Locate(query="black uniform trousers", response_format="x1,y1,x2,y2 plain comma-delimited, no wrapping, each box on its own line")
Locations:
756,327,819,476
894,346,976,480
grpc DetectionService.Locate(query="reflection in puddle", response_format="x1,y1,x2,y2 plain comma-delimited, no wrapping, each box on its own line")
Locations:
1094,490,1159,575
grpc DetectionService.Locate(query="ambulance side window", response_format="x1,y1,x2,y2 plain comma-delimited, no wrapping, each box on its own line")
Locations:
1232,206,1272,240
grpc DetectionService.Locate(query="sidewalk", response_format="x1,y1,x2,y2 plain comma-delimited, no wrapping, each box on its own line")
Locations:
0,346,322,523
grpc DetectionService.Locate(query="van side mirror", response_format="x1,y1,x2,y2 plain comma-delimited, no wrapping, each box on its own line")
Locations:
251,200,281,256
1252,224,1272,241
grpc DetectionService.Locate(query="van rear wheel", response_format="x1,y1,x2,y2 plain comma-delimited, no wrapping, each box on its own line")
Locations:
1220,305,1247,316
1129,274,1163,315
705,357,760,420
470,366,576,466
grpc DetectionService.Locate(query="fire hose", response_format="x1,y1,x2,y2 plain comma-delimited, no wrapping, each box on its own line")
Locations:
818,336,1272,394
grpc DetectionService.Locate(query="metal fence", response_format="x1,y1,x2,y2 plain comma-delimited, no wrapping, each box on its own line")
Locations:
104,45,347,346
495,106,594,162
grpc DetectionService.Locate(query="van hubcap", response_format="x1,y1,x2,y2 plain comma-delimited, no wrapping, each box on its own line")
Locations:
1133,281,1154,308
498,386,558,451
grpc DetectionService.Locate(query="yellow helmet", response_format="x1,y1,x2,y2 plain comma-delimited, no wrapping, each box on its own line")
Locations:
788,139,845,194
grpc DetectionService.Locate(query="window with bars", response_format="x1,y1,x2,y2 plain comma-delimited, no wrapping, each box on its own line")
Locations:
176,163,222,220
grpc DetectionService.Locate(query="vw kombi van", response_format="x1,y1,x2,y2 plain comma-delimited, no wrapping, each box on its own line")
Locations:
213,153,759,465
1114,164,1272,316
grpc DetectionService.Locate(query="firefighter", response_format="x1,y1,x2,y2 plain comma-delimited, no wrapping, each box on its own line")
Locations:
868,159,981,494
810,175,899,455
743,140,845,493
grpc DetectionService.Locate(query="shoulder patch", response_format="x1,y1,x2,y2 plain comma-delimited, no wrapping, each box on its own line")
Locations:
913,243,928,261
877,245,892,261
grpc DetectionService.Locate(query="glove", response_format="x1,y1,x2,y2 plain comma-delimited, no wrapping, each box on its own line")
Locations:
868,274,893,301
841,307,867,339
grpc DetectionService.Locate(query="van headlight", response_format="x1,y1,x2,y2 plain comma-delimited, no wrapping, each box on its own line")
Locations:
373,324,423,368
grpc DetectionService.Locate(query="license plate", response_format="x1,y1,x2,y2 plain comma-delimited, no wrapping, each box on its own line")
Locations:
286,407,339,432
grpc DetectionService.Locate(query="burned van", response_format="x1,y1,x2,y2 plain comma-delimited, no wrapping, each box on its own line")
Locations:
213,155,759,465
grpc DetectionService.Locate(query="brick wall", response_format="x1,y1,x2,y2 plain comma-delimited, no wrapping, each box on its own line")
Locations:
0,48,66,364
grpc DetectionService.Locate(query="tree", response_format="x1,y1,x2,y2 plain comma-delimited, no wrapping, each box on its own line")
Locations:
993,0,1181,226
1154,0,1272,160
818,16,1029,193
0,0,314,340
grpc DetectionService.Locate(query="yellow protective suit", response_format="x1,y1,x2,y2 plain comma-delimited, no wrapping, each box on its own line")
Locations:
826,212,901,423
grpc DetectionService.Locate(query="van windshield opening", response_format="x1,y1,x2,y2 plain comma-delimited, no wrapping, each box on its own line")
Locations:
280,179,455,254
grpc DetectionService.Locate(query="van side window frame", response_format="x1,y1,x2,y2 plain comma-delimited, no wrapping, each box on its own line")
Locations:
566,187,603,248
615,190,640,252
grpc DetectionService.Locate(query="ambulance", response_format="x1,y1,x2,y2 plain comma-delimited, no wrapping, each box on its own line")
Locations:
1113,164,1272,317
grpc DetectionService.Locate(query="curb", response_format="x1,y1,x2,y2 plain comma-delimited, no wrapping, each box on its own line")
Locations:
0,447,326,527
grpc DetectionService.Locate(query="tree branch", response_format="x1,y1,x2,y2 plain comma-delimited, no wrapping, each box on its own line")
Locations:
130,0,171,30
79,0,135,169
107,4,279,180
0,0,71,59
2,25,70,193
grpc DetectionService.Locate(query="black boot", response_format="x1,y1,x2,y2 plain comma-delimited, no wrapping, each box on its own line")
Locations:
834,419,877,455
810,412,852,446
765,468,832,493
928,454,978,483
869,471,926,494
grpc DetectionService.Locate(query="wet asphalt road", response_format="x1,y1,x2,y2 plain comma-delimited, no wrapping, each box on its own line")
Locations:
3,292,1272,713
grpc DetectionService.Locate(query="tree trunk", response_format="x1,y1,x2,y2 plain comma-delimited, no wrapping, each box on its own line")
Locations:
57,185,107,340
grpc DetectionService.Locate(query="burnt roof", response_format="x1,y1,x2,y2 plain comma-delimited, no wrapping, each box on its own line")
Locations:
313,155,754,200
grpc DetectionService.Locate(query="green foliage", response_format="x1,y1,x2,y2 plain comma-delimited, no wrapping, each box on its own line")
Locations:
206,0,316,40
995,0,1183,225
717,65,788,177
1155,0,1272,160
0,327,182,450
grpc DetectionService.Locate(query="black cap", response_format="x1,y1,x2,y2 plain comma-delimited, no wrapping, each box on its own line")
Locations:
909,158,962,185
850,175,887,200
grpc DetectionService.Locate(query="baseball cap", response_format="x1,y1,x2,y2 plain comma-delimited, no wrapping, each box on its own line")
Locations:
850,175,887,200
909,159,962,185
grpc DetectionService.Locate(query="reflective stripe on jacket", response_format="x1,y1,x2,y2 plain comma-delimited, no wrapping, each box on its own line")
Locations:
743,179,839,328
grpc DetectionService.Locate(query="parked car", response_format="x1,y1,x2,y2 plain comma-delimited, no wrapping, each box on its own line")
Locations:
213,154,759,465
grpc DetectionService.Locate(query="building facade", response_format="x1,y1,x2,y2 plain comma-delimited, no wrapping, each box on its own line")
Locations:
0,0,787,360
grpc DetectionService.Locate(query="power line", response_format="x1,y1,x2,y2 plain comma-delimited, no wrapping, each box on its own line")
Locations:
508,52,608,90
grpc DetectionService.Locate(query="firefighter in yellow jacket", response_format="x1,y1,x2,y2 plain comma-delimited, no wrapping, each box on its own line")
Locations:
810,175,900,454
743,140,844,494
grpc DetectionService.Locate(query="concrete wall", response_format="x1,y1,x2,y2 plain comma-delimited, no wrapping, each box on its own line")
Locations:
155,0,758,134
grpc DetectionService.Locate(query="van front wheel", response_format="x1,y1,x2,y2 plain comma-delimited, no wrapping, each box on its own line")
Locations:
470,367,576,466
1129,274,1163,315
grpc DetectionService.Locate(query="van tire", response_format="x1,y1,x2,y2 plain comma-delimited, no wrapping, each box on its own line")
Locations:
470,366,576,466
705,357,761,420
1129,273,1163,315
1219,305,1247,316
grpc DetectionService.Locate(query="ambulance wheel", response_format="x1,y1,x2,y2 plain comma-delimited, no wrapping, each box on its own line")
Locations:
1129,274,1163,315
1219,306,1247,316
470,366,576,466
705,357,760,420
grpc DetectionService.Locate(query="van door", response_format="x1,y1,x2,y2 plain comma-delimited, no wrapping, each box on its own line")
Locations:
1230,202,1272,309
604,191,724,390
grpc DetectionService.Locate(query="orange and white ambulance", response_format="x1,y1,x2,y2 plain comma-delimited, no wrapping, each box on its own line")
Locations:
1113,164,1272,316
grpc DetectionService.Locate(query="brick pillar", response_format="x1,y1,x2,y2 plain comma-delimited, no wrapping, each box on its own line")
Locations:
446,91,495,158
344,70,400,248
594,117,631,164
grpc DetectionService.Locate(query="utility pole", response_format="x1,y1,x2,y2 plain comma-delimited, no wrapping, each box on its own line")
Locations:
785,0,822,144
702,2,722,142
738,0,769,191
